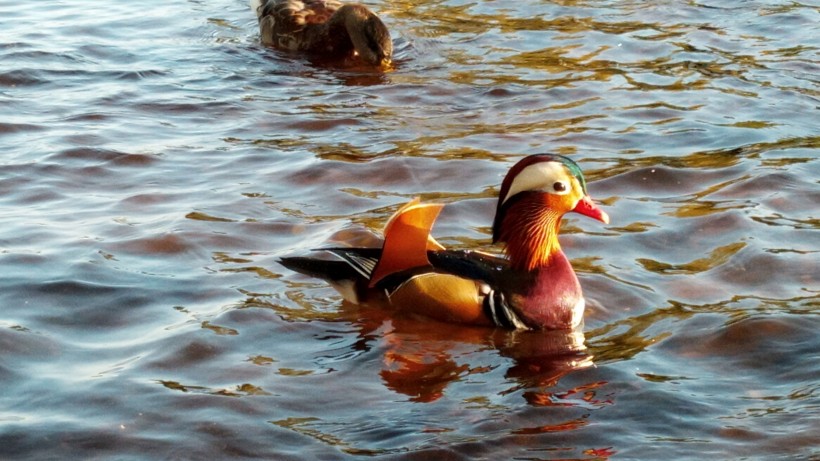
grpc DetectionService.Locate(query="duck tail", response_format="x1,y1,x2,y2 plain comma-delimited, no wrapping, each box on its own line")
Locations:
250,0,264,18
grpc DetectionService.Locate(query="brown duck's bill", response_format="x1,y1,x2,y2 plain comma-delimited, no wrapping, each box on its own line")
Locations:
572,195,610,224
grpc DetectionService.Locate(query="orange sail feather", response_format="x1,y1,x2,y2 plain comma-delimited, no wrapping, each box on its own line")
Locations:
369,198,445,287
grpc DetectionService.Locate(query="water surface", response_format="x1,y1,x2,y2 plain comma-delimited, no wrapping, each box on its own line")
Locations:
1,0,818,459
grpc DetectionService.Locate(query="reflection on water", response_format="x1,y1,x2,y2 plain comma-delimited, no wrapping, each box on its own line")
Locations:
1,0,818,459
364,311,590,403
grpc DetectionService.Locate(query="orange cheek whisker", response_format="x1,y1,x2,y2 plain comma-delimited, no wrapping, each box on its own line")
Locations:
498,196,564,272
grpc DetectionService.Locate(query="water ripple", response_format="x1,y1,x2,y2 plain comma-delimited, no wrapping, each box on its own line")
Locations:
0,0,817,459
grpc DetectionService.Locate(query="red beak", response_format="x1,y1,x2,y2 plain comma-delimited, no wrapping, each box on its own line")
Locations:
573,195,610,224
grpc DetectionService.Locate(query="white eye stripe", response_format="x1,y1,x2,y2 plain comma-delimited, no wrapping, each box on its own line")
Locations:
501,162,572,204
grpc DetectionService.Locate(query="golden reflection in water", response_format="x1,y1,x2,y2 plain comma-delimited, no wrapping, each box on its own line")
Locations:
637,242,746,275
597,137,820,176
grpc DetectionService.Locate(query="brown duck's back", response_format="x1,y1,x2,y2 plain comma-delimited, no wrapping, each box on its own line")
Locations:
256,0,343,24
255,0,344,50
302,0,344,24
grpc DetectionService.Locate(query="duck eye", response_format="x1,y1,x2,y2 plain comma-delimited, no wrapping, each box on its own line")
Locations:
553,181,567,193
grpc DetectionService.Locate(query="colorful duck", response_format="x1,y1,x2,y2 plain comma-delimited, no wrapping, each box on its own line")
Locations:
251,0,393,66
280,154,610,330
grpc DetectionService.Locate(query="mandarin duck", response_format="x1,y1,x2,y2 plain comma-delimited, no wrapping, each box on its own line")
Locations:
251,0,392,66
280,154,609,330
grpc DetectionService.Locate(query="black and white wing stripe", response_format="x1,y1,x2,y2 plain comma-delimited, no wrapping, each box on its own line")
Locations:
483,289,529,330
327,248,380,280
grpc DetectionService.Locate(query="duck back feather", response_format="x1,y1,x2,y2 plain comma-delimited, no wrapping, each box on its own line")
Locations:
251,0,392,65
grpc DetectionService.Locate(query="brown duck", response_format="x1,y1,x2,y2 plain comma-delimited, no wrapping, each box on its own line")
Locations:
251,0,393,66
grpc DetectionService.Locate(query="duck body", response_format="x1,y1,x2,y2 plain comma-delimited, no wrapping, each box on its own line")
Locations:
251,0,392,66
280,154,609,330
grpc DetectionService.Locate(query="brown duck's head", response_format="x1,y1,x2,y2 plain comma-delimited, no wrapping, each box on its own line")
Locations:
339,4,393,66
492,154,609,266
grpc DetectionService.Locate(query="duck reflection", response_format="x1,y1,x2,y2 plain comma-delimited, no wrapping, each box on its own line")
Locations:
344,303,592,403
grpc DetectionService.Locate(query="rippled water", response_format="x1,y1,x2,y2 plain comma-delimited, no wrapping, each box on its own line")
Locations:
1,0,818,459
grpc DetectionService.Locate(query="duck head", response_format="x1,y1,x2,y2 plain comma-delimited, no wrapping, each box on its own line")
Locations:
492,154,609,272
335,4,392,66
